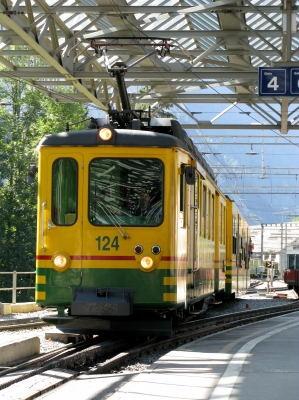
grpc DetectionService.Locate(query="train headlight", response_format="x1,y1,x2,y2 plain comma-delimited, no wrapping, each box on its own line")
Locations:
52,252,71,272
98,127,113,141
140,256,154,272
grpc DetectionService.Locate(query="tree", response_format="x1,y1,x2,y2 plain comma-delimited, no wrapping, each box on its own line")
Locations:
136,87,177,119
0,79,88,302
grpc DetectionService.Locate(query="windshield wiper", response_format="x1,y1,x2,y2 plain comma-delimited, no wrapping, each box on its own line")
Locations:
97,203,130,239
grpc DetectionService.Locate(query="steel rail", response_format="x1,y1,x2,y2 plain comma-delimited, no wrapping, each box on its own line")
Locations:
0,321,48,331
0,337,132,390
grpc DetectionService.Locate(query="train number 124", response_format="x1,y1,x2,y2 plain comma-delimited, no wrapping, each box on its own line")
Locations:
96,236,119,251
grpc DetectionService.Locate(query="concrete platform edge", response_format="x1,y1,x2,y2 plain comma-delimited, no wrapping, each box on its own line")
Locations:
0,302,42,315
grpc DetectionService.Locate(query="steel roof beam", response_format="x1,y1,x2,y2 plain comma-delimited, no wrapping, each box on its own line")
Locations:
0,1,297,134
242,0,282,30
16,6,285,14
181,124,299,130
0,10,108,111
2,69,259,79
281,97,289,134
0,29,292,42
82,30,298,40
219,187,299,194
237,39,273,66
211,167,299,173
0,49,281,57
249,103,280,124
231,14,282,58
189,134,299,143
216,172,298,176
194,141,297,145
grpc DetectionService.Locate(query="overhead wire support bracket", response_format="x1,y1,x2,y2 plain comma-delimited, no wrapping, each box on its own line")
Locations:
87,38,172,127
90,39,172,70
99,48,161,76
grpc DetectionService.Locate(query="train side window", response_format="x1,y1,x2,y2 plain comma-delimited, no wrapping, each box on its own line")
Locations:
179,171,186,227
223,206,226,245
211,194,215,241
220,203,224,244
241,237,244,260
194,173,199,251
207,190,210,239
202,185,207,238
180,172,185,212
52,158,78,225
199,181,203,237
195,173,199,209
232,215,237,254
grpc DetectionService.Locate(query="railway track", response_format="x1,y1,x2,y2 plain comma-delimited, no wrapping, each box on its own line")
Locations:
0,336,134,390
0,317,49,331
1,299,298,400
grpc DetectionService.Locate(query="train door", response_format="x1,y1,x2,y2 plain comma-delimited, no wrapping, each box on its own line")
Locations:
44,154,83,287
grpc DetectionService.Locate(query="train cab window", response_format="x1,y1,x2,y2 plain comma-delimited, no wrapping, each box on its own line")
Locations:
52,158,78,225
89,158,163,226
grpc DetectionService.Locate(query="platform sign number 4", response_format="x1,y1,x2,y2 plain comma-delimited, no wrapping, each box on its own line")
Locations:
259,68,287,96
267,76,279,91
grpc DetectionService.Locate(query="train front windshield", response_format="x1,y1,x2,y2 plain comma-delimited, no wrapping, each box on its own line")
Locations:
89,158,163,226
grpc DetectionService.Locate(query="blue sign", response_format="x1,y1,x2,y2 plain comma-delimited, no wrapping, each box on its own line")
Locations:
258,67,299,96
290,68,299,94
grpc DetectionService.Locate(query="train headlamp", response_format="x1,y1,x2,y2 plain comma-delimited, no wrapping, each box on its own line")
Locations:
140,256,154,272
98,127,113,141
51,252,71,272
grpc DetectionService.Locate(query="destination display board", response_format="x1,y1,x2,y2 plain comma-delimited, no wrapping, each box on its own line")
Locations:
258,66,299,96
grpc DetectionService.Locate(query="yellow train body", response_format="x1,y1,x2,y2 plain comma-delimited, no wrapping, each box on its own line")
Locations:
34,121,250,335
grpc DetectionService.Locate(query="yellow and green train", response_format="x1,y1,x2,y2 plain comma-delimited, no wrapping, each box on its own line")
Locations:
33,115,250,336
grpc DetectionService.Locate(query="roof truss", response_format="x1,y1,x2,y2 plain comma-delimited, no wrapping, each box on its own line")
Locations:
0,1,298,133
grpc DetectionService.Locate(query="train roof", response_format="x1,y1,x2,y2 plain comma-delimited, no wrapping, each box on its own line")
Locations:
38,118,215,182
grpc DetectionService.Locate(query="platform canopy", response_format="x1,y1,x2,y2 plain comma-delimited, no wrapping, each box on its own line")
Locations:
0,1,298,223
0,0,298,133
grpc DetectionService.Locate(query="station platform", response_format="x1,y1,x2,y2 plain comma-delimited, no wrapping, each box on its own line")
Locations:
37,311,299,400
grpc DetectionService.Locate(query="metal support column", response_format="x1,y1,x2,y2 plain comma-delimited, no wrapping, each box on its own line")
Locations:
280,222,283,276
261,223,264,266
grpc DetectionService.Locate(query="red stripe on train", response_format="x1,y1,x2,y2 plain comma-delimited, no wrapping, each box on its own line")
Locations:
37,255,223,262
36,255,51,260
71,255,135,261
36,255,135,261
